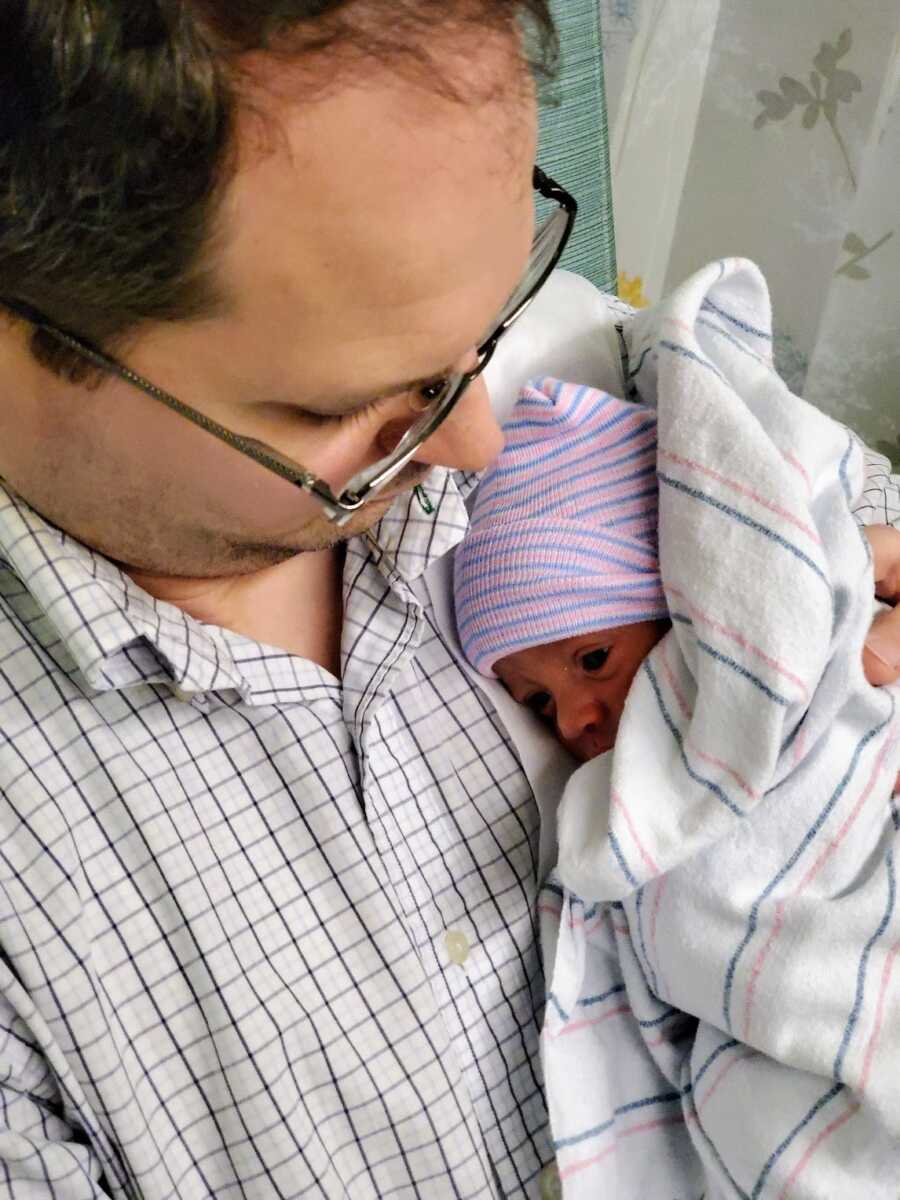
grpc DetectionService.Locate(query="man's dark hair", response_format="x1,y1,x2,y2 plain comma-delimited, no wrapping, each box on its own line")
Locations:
0,0,556,381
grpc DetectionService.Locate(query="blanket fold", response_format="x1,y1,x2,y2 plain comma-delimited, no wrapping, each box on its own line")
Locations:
543,257,900,1199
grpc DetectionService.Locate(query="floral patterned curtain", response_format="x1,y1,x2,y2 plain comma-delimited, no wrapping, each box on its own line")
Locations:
602,0,899,465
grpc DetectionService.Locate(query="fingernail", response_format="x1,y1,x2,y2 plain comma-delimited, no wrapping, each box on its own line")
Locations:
865,628,900,671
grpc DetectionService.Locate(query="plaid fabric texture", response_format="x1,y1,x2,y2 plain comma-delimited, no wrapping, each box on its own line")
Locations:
853,444,900,527
0,469,553,1199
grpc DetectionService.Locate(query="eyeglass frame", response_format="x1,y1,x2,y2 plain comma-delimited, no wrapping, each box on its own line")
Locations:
2,165,577,525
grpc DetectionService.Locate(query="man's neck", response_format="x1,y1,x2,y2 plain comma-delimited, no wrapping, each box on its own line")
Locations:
127,547,345,676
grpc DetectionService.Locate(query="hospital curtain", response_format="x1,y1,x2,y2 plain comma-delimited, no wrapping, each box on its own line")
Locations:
604,0,900,464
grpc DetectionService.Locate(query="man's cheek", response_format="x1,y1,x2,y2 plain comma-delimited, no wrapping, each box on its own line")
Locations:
104,401,324,534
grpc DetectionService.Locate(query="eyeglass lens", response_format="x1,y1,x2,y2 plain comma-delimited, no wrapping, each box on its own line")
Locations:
341,204,573,504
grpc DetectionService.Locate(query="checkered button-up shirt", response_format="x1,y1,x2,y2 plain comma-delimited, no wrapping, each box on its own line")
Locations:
0,470,552,1199
854,443,900,527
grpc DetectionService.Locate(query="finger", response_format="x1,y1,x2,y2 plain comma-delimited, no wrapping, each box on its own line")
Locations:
864,604,900,686
865,525,900,601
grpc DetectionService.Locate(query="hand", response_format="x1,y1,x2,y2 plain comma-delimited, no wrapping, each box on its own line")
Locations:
863,525,900,797
863,525,900,687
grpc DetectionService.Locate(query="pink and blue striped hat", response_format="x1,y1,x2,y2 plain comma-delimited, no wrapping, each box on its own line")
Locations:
453,377,667,677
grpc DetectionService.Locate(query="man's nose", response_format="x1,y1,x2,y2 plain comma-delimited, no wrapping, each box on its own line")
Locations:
373,348,504,472
407,368,505,474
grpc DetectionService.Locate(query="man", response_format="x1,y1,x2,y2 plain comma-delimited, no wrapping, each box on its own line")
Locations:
0,3,897,1197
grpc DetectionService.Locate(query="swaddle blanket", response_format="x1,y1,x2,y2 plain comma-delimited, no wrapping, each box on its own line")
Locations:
540,258,900,1199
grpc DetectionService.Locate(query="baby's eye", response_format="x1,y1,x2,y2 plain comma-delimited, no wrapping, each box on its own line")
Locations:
524,691,552,717
581,648,610,672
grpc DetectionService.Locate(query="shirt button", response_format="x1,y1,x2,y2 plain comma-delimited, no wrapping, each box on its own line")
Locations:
539,1162,562,1200
444,930,470,966
171,686,206,705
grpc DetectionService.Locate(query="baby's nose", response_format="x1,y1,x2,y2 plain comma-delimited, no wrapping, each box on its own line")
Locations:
555,691,607,746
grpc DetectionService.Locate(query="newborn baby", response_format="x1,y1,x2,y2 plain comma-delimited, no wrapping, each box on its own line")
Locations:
454,261,900,1198
455,378,899,764
454,379,670,761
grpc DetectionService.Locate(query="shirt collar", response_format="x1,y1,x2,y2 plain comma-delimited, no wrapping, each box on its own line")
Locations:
0,484,251,696
0,466,477,696
364,466,476,587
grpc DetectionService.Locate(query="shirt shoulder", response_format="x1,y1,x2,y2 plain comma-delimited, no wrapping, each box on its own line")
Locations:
852,442,900,529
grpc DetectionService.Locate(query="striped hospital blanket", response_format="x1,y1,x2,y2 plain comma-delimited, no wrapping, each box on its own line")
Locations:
541,258,900,1199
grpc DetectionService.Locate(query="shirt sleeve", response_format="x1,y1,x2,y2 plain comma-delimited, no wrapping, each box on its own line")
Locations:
0,980,109,1198
852,440,900,530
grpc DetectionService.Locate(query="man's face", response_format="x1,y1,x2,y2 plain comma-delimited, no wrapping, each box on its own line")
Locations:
0,29,537,575
494,622,670,762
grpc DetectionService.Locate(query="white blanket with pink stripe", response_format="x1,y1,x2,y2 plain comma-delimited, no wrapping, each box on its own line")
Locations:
540,258,900,1199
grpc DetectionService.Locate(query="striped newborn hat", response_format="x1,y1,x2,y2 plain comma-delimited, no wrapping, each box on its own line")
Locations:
454,377,667,677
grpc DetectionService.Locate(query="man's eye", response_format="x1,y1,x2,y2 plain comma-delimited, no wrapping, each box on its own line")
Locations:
524,691,552,716
418,376,451,404
293,397,389,429
581,648,610,672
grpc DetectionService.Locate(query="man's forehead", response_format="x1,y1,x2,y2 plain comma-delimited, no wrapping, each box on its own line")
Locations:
207,30,537,410
225,23,535,235
233,20,534,134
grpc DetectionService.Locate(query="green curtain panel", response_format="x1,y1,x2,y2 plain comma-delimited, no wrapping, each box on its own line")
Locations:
537,0,617,292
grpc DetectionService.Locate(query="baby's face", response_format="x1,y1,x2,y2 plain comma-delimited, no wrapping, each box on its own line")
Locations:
494,620,669,762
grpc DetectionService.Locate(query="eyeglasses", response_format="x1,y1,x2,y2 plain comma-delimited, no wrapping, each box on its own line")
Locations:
3,166,577,526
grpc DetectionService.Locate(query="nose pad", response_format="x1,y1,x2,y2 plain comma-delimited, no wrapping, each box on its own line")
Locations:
375,412,420,458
